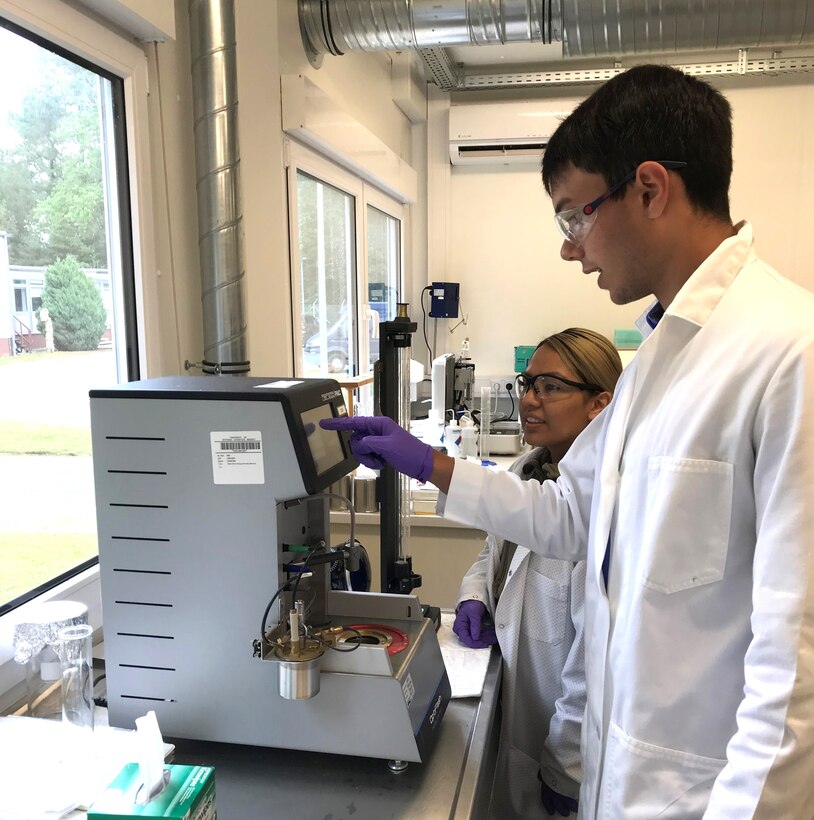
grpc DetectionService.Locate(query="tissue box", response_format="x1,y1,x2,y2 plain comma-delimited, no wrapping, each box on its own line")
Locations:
88,763,216,819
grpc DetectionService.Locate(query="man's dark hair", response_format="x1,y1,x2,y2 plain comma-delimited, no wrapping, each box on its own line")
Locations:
541,64,733,222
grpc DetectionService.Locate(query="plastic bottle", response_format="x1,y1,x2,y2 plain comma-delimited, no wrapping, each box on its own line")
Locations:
444,419,462,458
459,425,478,457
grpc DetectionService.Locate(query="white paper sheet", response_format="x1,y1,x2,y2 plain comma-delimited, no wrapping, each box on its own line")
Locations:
437,611,494,699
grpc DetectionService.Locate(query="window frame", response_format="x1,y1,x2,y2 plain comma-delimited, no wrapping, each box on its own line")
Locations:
285,139,406,379
0,0,158,710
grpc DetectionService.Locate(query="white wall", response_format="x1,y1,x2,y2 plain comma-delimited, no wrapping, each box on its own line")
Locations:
726,75,814,289
440,75,814,375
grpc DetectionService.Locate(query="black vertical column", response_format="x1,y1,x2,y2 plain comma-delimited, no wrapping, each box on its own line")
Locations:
376,308,422,595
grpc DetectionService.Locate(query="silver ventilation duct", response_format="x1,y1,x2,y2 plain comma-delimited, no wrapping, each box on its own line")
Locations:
562,0,814,58
188,0,249,375
299,0,561,54
299,0,814,72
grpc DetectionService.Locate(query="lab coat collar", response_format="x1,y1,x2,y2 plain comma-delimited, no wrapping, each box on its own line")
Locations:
635,220,753,339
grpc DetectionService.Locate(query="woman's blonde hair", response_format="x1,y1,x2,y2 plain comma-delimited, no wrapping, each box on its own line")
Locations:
536,328,623,394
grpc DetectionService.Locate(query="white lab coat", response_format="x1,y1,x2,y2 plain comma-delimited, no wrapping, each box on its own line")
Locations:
456,449,585,819
440,223,814,819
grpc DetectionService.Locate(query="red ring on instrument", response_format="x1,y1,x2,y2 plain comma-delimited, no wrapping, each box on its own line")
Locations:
346,623,410,655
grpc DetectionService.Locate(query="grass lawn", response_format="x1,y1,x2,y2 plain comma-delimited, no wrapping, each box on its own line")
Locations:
0,532,98,603
0,350,109,607
0,420,91,456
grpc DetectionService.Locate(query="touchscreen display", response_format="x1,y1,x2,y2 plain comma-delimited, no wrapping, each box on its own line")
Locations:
301,405,345,475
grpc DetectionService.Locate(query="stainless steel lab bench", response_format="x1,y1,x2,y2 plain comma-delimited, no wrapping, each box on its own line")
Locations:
166,648,502,819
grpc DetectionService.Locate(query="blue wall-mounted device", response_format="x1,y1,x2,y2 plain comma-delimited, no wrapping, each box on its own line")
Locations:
429,281,460,318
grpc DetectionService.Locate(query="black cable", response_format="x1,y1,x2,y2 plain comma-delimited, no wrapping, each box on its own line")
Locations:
420,285,433,361
260,547,316,649
316,625,363,653
505,382,515,420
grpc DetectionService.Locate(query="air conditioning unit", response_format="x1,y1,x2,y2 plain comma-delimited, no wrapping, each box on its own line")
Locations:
449,98,580,166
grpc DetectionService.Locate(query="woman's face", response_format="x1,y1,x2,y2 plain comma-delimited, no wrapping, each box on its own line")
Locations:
519,344,605,462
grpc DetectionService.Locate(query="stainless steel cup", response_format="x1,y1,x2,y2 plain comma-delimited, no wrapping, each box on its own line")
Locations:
353,476,378,512
328,475,353,510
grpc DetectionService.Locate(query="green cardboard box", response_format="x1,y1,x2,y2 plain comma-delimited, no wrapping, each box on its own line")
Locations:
514,345,536,373
613,328,643,349
88,763,216,819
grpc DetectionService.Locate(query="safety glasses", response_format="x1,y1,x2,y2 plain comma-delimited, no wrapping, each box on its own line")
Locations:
553,160,688,245
515,372,602,402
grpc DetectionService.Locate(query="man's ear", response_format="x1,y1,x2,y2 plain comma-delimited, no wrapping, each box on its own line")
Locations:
588,390,612,421
635,161,672,219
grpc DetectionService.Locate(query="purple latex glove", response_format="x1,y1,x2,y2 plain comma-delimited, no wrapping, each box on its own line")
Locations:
452,600,497,649
319,415,434,482
539,773,579,817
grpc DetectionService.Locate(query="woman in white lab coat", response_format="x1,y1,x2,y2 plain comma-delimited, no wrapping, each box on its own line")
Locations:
453,329,622,819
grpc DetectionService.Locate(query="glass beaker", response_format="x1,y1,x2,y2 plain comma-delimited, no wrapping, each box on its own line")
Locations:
13,600,88,719
58,624,94,731
479,386,491,460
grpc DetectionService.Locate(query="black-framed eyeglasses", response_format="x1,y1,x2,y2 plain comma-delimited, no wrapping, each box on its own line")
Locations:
554,160,688,245
515,372,603,402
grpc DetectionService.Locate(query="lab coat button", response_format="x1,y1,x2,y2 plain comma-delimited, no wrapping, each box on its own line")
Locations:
508,570,513,577
498,623,505,629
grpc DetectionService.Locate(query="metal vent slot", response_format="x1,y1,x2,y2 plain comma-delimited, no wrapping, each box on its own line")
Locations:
120,663,176,672
117,632,175,640
105,435,166,441
457,143,547,157
107,469,168,475
111,536,170,542
121,694,176,702
109,503,169,509
114,600,173,608
113,568,172,576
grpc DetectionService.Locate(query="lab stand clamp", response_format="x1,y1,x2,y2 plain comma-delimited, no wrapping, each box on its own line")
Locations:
391,555,422,595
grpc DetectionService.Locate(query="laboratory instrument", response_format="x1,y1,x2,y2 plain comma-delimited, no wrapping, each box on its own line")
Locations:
90,376,450,764
429,350,476,422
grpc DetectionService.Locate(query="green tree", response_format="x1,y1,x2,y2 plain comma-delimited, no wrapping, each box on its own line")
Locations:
39,256,107,351
0,49,105,266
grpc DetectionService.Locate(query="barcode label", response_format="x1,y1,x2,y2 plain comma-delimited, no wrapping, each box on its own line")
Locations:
219,440,261,452
211,431,264,484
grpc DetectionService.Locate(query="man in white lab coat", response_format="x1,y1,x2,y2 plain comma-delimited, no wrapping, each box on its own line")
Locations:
322,64,814,818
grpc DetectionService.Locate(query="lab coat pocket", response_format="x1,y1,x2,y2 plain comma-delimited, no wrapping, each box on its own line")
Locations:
601,722,725,820
641,456,733,594
520,569,568,645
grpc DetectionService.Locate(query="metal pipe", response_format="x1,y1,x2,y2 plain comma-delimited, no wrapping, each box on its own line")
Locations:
299,0,557,54
188,0,249,375
299,0,813,62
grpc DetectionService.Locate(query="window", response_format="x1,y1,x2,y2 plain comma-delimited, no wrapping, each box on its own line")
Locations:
297,170,357,376
13,282,25,312
287,143,405,394
366,205,401,372
0,18,138,614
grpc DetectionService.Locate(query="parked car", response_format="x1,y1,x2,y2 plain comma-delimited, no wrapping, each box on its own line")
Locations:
303,302,389,373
